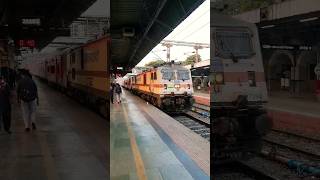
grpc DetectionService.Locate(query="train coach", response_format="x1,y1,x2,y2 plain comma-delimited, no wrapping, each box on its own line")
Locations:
27,36,109,117
125,62,194,113
122,73,136,90
211,13,272,163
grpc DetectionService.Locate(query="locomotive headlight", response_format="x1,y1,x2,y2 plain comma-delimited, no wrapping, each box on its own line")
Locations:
164,84,167,89
174,84,180,88
214,73,224,84
187,84,191,89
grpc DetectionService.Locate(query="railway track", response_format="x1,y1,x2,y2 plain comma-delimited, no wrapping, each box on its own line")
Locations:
263,130,320,160
260,129,320,179
173,113,210,141
271,129,320,143
214,129,320,179
213,161,277,180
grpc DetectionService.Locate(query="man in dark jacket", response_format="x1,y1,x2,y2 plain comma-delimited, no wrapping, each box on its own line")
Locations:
0,77,12,134
110,83,114,104
115,83,122,104
17,70,39,132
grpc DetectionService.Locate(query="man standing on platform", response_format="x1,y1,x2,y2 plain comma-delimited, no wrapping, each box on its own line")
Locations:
115,83,122,104
0,77,12,134
110,83,114,104
17,70,39,132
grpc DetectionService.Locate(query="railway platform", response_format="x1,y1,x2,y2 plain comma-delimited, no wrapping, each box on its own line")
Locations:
267,95,320,139
193,92,210,106
0,80,108,180
110,90,210,180
191,90,320,139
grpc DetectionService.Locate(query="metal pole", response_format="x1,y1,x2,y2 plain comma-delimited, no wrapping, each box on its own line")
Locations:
195,47,199,63
167,45,170,62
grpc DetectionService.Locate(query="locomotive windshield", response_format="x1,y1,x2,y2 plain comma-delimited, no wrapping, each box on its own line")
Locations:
177,70,190,80
215,29,254,58
161,69,175,80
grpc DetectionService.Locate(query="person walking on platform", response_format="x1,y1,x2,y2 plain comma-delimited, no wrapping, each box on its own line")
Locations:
17,70,39,132
0,77,12,134
110,83,114,104
115,83,122,104
10,70,16,88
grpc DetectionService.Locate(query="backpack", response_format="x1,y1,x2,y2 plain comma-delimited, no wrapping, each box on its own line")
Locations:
19,81,37,102
115,86,122,93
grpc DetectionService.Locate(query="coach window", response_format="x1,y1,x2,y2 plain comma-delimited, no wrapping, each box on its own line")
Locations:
154,72,157,80
71,53,76,64
144,74,146,85
51,66,55,73
151,73,153,80
248,71,256,87
81,49,84,69
72,68,76,80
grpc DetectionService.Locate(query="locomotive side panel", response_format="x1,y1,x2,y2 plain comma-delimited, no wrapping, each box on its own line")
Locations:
68,37,108,99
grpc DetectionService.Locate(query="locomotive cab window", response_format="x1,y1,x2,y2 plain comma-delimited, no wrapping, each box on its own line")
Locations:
177,70,190,81
161,69,175,81
215,28,254,59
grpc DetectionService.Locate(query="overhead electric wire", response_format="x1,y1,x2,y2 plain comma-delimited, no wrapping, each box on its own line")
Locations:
169,7,209,40
151,50,165,61
180,21,210,41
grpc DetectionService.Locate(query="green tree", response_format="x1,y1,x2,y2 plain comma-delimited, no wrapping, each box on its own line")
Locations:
145,59,165,67
182,54,201,66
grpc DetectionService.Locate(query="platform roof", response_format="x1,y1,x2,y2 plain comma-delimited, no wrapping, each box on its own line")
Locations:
234,0,320,47
0,0,99,49
110,0,205,70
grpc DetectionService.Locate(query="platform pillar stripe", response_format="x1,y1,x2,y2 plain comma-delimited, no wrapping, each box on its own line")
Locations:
122,105,147,180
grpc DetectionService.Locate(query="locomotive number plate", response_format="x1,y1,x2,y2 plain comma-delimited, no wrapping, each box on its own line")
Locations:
167,84,174,89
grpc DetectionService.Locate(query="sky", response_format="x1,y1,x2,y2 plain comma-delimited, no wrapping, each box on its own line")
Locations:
136,0,210,67
82,0,109,17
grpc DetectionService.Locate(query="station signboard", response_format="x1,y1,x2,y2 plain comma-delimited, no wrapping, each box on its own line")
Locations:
21,18,41,26
16,40,36,48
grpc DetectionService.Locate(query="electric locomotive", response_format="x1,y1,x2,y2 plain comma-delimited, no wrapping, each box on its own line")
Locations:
211,13,272,163
131,62,194,113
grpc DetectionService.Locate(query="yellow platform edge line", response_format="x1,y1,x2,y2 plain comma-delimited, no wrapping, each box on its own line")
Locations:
122,104,148,180
38,133,61,180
